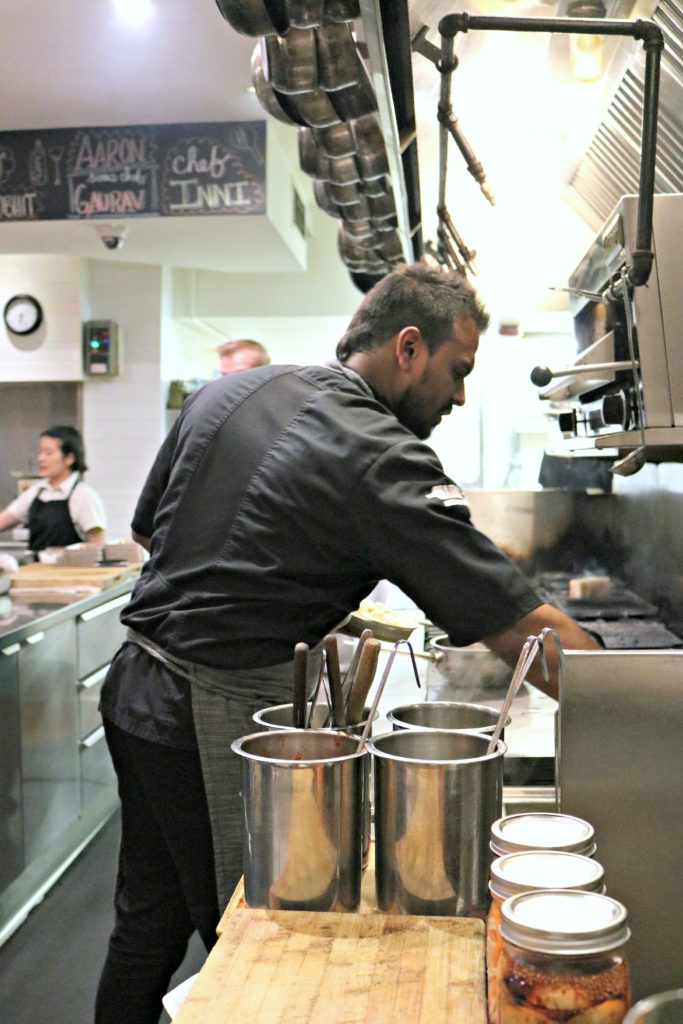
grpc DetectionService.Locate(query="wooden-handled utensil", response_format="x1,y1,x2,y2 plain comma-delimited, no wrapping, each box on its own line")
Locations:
345,637,381,725
323,634,345,728
341,627,372,704
292,642,309,728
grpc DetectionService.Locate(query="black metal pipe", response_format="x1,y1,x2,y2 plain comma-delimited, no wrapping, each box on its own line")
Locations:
437,11,664,289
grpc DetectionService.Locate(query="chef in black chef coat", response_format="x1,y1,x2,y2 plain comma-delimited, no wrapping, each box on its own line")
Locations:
95,263,600,1024
0,425,106,552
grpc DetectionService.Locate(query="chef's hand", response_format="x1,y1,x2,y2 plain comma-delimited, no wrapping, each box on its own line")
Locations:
482,603,601,702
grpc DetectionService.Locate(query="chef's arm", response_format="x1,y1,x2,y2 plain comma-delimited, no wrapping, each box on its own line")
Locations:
482,603,601,701
132,530,151,553
0,508,20,533
86,527,105,546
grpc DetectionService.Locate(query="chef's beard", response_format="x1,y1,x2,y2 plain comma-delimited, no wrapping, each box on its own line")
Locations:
394,388,440,440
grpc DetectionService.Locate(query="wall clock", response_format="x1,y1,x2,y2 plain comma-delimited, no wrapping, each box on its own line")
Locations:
3,294,44,335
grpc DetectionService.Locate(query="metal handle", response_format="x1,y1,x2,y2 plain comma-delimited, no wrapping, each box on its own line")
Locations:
79,665,109,690
25,631,45,645
79,593,130,622
531,361,638,387
2,643,21,656
80,724,105,749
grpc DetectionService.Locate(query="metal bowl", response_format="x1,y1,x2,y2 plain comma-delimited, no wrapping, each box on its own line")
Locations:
344,612,416,643
429,634,512,691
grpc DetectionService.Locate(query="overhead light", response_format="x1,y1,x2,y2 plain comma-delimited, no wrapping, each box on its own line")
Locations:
567,0,607,83
113,0,154,27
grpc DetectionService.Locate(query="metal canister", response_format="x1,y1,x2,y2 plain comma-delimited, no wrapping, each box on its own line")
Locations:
231,730,366,912
387,700,510,737
366,729,505,917
252,701,377,867
487,851,606,1023
490,811,597,858
498,890,631,1024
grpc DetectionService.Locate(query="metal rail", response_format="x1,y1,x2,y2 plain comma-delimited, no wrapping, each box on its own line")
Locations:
436,13,664,290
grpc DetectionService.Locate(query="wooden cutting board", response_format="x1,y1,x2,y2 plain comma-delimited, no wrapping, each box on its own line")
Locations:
174,908,486,1024
9,562,141,593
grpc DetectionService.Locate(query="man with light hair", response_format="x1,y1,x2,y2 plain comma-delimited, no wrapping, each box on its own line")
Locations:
217,338,270,375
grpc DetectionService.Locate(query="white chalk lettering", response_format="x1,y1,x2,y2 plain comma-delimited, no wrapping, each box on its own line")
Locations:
170,145,234,180
87,172,118,184
73,133,147,170
166,178,252,212
0,192,38,219
73,184,146,216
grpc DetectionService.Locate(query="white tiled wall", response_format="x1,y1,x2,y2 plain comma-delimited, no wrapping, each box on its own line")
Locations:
0,254,82,381
81,259,165,541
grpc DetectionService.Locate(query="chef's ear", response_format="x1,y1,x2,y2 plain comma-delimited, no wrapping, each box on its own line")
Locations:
395,326,422,369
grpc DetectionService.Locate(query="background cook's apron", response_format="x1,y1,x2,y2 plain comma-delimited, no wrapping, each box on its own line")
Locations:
28,477,82,551
126,627,322,908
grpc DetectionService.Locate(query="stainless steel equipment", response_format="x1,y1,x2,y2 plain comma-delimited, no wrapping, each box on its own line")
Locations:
557,650,683,1001
231,729,365,912
535,194,683,462
366,729,504,918
387,700,509,737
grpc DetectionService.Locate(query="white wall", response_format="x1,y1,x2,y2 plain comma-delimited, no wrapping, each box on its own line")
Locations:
426,318,576,491
0,254,82,381
80,259,165,541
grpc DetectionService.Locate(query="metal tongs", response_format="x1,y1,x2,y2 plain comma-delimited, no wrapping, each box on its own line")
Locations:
486,627,566,755
355,638,422,752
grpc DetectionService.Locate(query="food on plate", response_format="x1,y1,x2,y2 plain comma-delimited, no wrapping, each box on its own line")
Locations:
568,576,612,600
354,599,418,629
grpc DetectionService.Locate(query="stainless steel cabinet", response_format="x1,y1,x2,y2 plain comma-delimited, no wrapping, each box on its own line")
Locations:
18,621,80,863
76,593,129,808
0,643,24,888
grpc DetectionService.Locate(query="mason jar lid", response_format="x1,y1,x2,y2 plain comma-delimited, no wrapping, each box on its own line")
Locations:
490,812,596,857
490,851,605,900
500,889,630,956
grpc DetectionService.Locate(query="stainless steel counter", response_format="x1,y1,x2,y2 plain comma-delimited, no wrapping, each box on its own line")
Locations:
0,579,134,647
0,579,134,946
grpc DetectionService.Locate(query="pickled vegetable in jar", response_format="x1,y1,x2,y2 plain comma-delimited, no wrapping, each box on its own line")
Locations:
487,852,605,1023
490,812,597,858
498,889,631,1024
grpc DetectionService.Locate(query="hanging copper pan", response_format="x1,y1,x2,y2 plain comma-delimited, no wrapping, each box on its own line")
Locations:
298,128,331,179
313,180,342,218
285,0,325,28
312,122,356,158
315,22,362,91
292,89,341,128
251,45,307,126
215,0,287,36
327,65,376,120
325,0,360,22
352,115,389,180
327,154,361,186
265,28,318,94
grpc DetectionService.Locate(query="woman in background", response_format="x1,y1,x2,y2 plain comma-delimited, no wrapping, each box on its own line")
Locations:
0,425,106,552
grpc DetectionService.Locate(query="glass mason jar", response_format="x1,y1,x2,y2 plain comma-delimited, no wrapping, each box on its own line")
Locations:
490,812,597,859
486,852,605,1024
497,889,631,1024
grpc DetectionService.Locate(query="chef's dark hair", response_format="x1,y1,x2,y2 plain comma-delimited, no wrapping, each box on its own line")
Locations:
42,426,88,474
336,262,490,360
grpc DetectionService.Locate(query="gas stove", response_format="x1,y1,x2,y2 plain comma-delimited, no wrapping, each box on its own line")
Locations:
535,572,682,649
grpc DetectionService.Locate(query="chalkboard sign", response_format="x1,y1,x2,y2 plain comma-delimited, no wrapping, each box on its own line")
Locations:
0,121,266,222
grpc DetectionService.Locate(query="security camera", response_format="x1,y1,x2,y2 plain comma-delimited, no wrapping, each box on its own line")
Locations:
94,223,128,251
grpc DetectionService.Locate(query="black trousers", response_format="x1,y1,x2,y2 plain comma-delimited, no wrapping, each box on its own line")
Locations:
95,721,220,1024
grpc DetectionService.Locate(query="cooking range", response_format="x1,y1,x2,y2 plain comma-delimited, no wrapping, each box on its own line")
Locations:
534,572,682,650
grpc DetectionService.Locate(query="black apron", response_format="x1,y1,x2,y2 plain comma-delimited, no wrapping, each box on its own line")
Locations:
28,476,83,552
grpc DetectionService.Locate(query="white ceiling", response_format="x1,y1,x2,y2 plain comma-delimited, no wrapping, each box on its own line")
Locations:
0,0,627,318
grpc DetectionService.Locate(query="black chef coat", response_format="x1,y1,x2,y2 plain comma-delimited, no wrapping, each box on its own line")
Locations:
101,361,541,746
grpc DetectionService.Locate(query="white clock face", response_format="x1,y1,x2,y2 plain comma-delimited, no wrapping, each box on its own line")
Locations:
4,295,43,335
